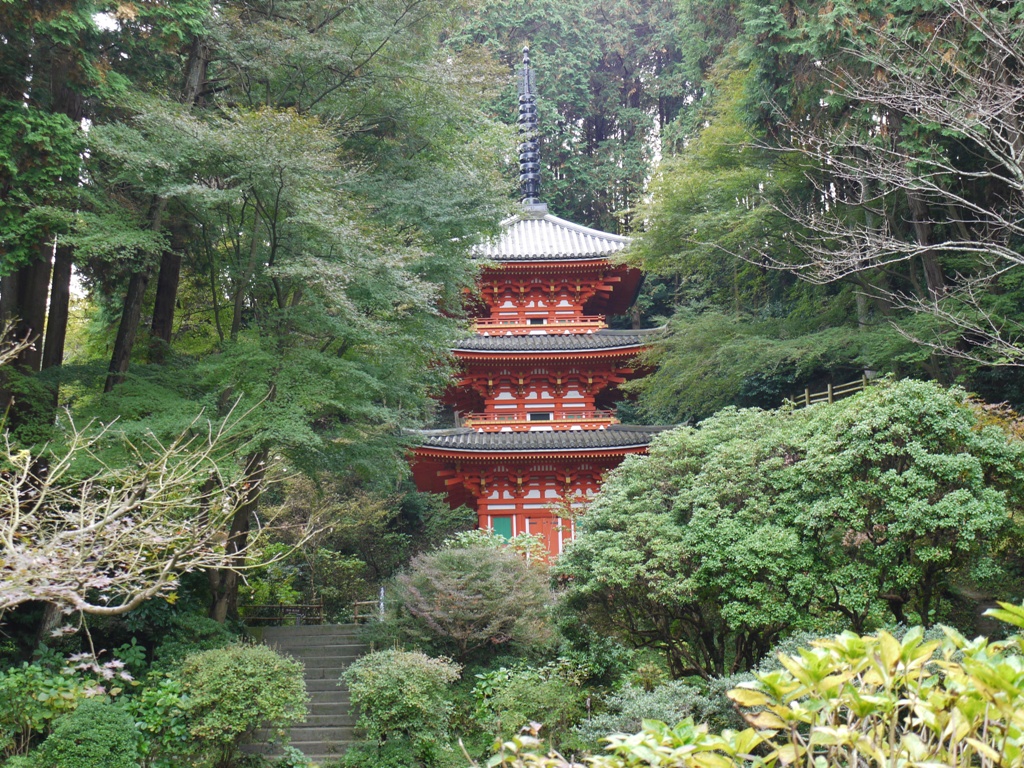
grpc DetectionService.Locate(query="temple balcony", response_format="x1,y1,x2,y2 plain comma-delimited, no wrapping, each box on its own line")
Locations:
460,409,618,432
472,316,607,335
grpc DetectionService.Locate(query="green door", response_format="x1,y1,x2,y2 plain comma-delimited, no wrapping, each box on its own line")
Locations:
491,516,513,540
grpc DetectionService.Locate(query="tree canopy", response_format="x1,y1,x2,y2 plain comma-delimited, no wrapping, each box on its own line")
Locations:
559,379,1024,679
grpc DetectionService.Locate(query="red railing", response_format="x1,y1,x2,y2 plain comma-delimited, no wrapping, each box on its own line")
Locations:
473,316,606,335
462,410,618,430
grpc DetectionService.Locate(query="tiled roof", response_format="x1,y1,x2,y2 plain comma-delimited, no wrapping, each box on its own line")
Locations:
474,204,630,261
418,424,670,452
454,328,660,353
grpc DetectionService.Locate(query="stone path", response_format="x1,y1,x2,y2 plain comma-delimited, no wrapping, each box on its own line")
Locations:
246,623,367,765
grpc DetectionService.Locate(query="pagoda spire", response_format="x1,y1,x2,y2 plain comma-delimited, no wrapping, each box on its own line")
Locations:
517,46,542,207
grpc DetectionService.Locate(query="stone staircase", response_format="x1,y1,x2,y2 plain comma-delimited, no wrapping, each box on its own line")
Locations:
246,624,368,765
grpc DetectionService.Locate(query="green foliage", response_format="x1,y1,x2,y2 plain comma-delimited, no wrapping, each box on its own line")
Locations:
629,311,875,422
476,661,588,753
0,101,84,266
388,544,554,661
0,663,103,759
444,529,548,561
476,607,1024,768
574,681,716,750
150,613,236,673
175,644,307,768
342,649,462,768
124,676,192,768
34,699,139,768
453,0,685,231
559,379,1024,679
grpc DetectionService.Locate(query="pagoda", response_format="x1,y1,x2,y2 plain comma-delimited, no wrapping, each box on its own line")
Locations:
411,49,665,557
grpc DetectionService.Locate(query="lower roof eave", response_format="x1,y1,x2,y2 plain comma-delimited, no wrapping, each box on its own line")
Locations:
412,445,653,462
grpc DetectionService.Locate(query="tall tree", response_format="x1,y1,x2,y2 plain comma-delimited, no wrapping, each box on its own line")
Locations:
453,0,684,231
56,0,511,620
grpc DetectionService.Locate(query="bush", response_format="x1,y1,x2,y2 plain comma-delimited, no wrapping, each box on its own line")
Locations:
559,379,1024,679
342,649,461,768
0,663,96,758
476,603,1024,768
150,612,236,672
389,544,553,661
35,699,139,768
573,681,717,749
124,675,192,768
175,644,307,768
479,664,587,752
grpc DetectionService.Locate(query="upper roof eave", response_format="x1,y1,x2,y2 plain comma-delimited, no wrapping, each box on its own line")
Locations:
473,210,631,262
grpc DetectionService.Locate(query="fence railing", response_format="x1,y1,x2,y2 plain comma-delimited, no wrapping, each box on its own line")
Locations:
242,601,323,626
787,375,870,409
353,587,386,623
473,316,606,335
462,409,618,430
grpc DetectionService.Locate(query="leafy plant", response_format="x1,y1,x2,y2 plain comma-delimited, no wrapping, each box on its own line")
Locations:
342,649,461,768
35,699,139,768
150,613,236,673
475,603,1024,768
0,663,101,758
124,675,192,768
477,663,588,753
559,379,1024,679
573,681,716,751
175,644,307,768
389,544,553,661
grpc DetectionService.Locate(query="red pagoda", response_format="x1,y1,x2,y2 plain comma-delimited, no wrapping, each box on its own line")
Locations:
411,49,665,557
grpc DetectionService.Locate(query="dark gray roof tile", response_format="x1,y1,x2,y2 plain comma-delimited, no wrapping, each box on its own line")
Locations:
454,328,661,353
417,424,671,452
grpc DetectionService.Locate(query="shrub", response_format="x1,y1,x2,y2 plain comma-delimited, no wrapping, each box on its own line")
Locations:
573,681,717,749
479,664,587,752
35,699,139,768
390,544,553,660
175,644,307,768
475,603,1024,768
123,675,192,768
342,649,461,767
559,379,1024,679
150,612,236,672
0,663,95,758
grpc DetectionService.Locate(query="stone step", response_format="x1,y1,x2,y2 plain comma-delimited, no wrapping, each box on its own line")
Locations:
266,634,368,647
271,643,368,655
300,714,357,727
303,684,356,696
301,666,358,680
309,699,352,710
260,623,361,635
250,624,365,763
254,726,356,742
243,746,353,764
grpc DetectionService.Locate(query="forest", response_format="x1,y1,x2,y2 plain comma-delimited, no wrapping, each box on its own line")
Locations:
2,1,1024,767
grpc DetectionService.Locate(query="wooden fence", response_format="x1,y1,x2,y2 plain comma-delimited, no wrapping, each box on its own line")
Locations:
242,600,324,626
787,375,870,409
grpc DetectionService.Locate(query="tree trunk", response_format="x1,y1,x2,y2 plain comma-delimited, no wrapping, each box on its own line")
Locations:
104,197,166,392
182,36,211,107
149,249,181,353
104,270,150,393
42,245,72,371
906,191,946,300
145,36,210,358
15,247,53,373
209,449,269,623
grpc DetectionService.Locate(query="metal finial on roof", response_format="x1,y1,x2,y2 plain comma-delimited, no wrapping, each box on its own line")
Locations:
517,46,541,206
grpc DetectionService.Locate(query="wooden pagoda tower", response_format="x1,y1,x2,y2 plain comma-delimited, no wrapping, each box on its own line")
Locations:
411,49,665,557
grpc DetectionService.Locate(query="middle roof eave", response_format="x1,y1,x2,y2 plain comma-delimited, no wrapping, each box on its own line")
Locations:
452,328,662,353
